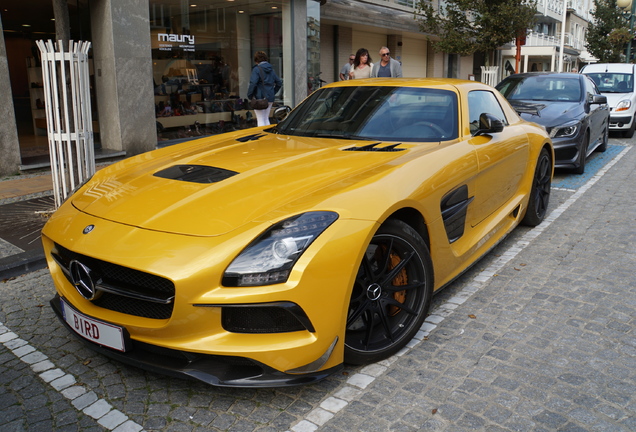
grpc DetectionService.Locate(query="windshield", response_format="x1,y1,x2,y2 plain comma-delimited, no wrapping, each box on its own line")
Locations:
275,86,458,142
496,76,581,102
583,72,633,93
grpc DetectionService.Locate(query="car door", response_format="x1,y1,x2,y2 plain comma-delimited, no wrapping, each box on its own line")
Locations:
584,76,608,145
466,90,529,226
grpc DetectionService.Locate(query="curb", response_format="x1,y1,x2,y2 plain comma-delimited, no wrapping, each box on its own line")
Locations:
0,249,47,281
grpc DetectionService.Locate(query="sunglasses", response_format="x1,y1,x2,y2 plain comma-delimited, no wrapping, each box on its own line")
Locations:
381,52,390,57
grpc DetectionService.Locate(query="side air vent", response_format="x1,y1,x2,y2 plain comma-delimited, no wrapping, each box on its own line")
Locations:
154,165,238,184
343,143,405,152
441,185,474,243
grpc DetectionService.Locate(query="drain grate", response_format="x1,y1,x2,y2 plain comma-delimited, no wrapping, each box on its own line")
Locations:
0,196,55,252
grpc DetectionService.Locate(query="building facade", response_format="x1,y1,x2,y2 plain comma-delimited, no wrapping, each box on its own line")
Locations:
0,0,596,177
499,0,597,78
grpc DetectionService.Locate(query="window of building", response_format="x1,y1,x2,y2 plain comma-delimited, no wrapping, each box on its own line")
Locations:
149,0,285,143
446,53,458,79
3,1,92,166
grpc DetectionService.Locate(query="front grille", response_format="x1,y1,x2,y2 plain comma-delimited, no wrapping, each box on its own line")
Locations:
222,305,308,333
53,243,175,319
91,292,173,319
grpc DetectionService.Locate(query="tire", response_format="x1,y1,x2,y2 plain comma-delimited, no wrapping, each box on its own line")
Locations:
623,116,636,138
597,123,608,153
344,219,433,365
522,148,552,227
573,131,588,174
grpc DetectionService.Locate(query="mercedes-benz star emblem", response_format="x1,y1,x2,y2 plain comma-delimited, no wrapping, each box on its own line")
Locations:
366,283,382,301
83,225,95,234
69,260,97,300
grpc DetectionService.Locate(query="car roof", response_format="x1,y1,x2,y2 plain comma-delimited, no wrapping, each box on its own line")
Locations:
505,72,581,79
581,63,635,73
324,77,492,90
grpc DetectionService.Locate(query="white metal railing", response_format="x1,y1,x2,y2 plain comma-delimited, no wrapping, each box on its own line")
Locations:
526,30,559,46
394,0,417,7
544,0,564,16
481,66,499,87
36,40,95,209
364,0,418,9
564,33,584,51
508,30,584,50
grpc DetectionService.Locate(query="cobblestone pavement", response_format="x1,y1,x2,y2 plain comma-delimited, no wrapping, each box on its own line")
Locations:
1,138,634,431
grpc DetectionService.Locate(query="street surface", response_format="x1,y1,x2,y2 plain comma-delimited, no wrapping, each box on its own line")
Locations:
1,135,635,432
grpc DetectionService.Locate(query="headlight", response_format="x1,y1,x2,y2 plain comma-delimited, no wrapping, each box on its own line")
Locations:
615,99,631,112
549,122,579,138
223,211,339,287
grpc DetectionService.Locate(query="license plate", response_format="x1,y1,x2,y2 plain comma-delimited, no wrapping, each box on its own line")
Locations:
60,299,126,352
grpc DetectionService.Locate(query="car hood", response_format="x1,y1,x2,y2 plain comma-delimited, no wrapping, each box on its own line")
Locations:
508,100,582,127
72,131,430,236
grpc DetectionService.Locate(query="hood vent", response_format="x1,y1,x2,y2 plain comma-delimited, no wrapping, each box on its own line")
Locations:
154,165,238,184
343,143,405,152
236,133,266,142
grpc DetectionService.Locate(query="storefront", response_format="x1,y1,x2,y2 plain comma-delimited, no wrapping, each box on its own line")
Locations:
148,0,320,142
0,0,319,175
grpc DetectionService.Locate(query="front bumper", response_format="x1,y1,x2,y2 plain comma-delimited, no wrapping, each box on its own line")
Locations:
609,113,634,130
42,203,376,387
551,135,583,169
50,294,341,387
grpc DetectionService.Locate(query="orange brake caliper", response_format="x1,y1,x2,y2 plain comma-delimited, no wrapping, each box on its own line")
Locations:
388,252,407,316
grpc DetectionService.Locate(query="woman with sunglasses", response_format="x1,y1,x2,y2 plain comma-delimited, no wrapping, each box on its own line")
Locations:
349,48,373,79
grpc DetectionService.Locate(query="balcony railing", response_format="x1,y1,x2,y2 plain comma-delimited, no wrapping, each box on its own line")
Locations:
364,0,418,9
395,0,418,6
510,30,584,51
564,33,584,51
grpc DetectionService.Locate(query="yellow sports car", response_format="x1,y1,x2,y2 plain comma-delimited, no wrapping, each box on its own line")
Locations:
43,78,553,387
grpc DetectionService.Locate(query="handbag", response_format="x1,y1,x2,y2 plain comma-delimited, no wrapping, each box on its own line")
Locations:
249,65,269,110
250,98,269,110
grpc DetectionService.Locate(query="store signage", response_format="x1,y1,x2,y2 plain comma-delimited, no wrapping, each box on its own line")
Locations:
157,33,195,52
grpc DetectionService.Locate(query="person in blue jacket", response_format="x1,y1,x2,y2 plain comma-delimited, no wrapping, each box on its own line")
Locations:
247,51,282,126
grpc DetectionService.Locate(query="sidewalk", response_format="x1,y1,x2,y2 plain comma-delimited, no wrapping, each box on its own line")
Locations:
313,145,636,432
0,173,55,280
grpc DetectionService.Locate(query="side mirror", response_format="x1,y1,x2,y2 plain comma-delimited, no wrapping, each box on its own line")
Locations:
590,94,607,105
474,113,504,136
273,105,291,122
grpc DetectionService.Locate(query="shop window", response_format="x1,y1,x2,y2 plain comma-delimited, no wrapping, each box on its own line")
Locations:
150,0,284,144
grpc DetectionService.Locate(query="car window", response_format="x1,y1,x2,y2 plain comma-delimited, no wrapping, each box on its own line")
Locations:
582,72,633,93
583,76,600,101
468,90,508,134
497,76,581,102
276,86,459,142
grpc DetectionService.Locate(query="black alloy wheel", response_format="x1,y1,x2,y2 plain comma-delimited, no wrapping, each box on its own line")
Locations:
573,130,588,174
522,147,552,227
344,219,433,365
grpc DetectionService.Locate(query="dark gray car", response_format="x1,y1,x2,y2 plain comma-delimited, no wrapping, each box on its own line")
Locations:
496,72,609,174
